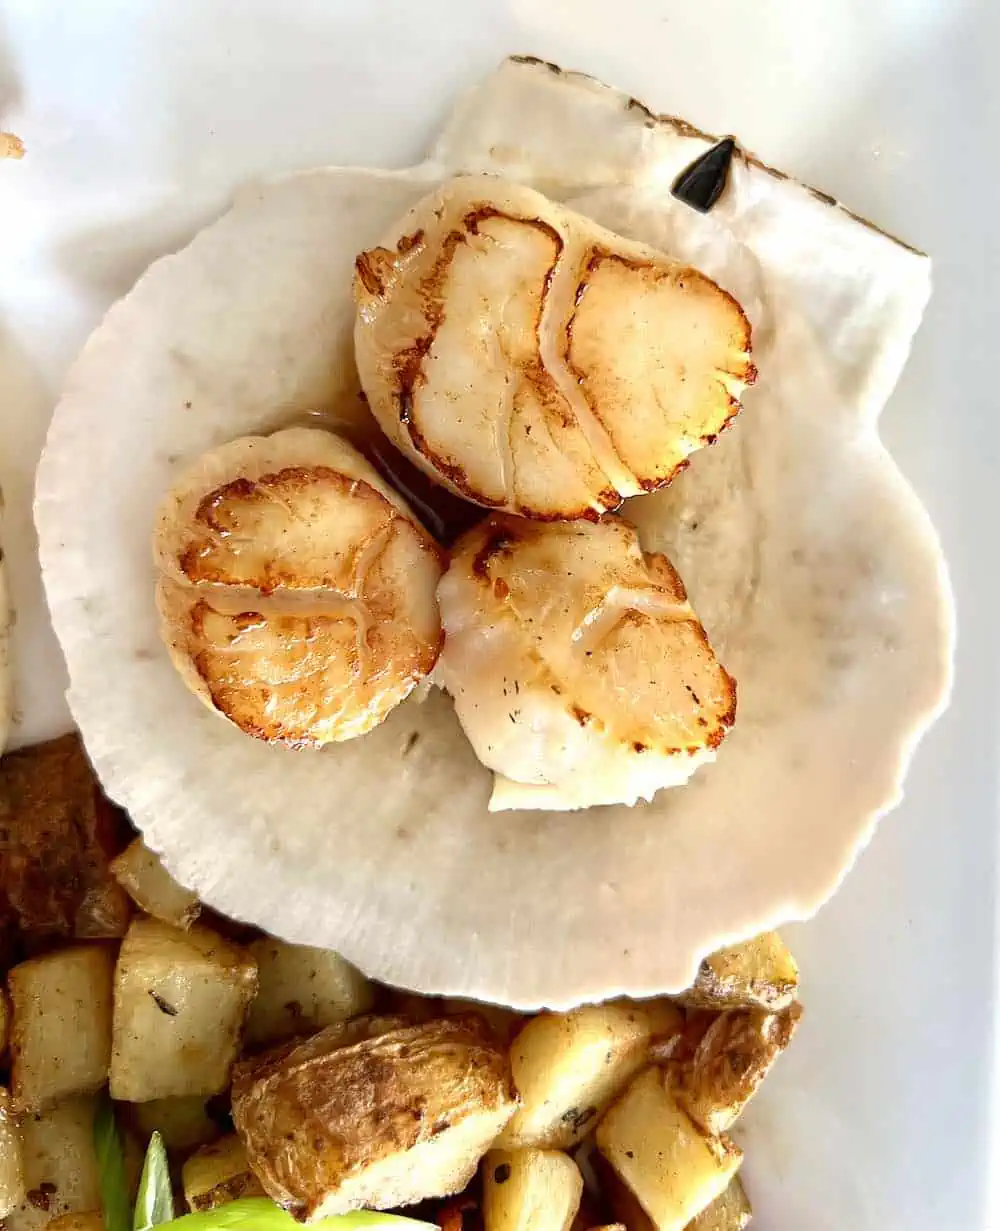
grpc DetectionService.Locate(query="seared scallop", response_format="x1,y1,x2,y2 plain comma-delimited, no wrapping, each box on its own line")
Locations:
437,515,735,810
354,175,754,520
154,428,444,747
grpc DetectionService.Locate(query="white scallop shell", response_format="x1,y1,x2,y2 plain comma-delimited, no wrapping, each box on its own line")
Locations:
34,59,952,1008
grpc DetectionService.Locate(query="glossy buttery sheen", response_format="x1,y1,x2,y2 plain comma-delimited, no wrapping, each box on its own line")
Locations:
354,175,755,520
154,428,444,747
437,514,735,811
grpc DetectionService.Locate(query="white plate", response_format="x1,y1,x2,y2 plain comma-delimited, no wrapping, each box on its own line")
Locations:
1,2,997,1227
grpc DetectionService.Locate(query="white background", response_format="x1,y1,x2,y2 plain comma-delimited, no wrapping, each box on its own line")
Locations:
1,2,998,1227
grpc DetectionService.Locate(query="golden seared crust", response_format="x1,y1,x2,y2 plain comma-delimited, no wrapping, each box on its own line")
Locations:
154,430,445,748
232,1015,518,1217
179,467,394,592
354,177,754,520
566,250,755,491
452,514,735,757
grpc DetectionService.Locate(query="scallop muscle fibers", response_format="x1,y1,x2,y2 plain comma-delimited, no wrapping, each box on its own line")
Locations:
153,428,445,747
436,514,736,811
354,175,755,520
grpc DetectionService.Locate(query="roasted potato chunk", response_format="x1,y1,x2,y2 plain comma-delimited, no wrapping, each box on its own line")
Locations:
0,735,129,949
110,840,201,930
110,918,257,1102
597,1160,751,1231
686,1177,752,1231
500,1001,682,1149
7,1096,101,1231
182,1135,264,1211
596,1069,741,1231
245,939,374,1047
0,985,10,1056
46,1215,105,1231
483,1147,583,1231
669,1004,802,1135
592,1151,654,1231
0,1088,25,1218
129,1097,221,1154
232,1015,517,1217
679,933,798,1012
9,946,114,1111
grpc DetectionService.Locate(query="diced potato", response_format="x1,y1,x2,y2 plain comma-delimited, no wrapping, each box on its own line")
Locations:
110,918,257,1102
232,1015,517,1217
591,1162,750,1231
110,840,201,930
9,946,114,1111
500,1000,683,1149
483,1148,583,1231
182,1135,264,1211
0,1088,25,1218
596,1069,741,1231
245,939,374,1047
46,1215,105,1231
669,1004,802,1135
6,1096,100,1231
0,735,130,945
130,1097,222,1154
686,1177,752,1231
678,933,798,1012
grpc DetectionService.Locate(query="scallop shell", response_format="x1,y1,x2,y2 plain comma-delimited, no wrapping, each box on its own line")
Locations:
34,59,952,1008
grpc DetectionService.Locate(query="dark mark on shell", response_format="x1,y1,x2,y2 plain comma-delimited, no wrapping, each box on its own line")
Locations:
672,138,736,214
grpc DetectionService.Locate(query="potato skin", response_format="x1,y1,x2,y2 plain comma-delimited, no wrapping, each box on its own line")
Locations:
232,1016,518,1218
0,735,130,956
678,933,799,1012
668,1003,802,1135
